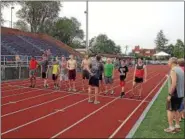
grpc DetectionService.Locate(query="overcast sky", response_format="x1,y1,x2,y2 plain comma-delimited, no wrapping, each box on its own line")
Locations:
2,1,184,53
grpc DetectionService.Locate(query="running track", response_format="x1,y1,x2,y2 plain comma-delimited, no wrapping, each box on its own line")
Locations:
1,65,169,138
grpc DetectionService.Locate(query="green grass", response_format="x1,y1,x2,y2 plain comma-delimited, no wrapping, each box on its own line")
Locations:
133,83,184,138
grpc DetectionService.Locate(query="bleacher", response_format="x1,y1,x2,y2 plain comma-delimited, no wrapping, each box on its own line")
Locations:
1,27,83,58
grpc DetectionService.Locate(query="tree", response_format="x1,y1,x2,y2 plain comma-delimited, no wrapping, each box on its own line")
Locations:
16,1,61,33
154,30,168,52
173,39,184,58
165,44,174,56
89,34,122,55
50,17,84,47
14,20,30,32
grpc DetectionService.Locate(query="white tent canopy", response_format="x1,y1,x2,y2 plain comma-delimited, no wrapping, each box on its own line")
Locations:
153,51,170,56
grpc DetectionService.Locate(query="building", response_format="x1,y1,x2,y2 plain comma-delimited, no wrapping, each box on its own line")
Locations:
132,45,156,57
75,49,87,55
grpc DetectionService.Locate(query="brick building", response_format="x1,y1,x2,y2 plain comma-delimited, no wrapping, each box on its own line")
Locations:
132,45,156,57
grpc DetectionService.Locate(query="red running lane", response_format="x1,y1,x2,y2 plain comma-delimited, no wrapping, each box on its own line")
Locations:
55,72,165,138
1,70,158,137
2,96,114,138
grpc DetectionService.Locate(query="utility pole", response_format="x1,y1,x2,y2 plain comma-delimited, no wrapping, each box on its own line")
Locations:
125,45,128,55
11,6,14,28
84,1,89,53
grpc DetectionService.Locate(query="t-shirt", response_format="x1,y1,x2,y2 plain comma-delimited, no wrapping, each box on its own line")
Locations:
89,60,101,79
29,60,38,70
52,64,59,74
104,64,114,77
118,65,129,78
40,60,49,73
60,61,68,75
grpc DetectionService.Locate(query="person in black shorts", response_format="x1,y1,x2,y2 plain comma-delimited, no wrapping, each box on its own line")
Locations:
118,60,129,98
81,55,90,91
87,55,102,104
164,57,184,133
39,55,49,88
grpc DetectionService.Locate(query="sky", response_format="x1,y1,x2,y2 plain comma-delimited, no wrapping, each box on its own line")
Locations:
2,1,184,53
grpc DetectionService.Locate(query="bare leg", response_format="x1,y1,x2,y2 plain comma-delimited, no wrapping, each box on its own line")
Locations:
132,82,136,97
138,83,143,98
72,80,76,91
164,110,175,132
175,111,181,131
88,86,93,102
33,77,36,87
94,87,99,104
68,80,72,91
82,79,85,91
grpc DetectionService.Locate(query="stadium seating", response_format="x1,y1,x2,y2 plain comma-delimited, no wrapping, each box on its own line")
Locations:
1,27,82,58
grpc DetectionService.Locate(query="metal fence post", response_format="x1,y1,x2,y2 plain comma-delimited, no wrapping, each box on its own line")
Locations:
19,65,21,79
4,56,5,66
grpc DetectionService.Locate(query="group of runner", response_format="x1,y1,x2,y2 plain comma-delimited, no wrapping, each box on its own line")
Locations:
29,53,147,104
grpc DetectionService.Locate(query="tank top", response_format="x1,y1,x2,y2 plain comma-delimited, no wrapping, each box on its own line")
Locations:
168,66,184,98
135,64,144,78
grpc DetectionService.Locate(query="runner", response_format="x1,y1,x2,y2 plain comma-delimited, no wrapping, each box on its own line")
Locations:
29,56,38,88
81,54,90,91
39,55,49,88
118,59,129,98
132,58,147,99
87,55,102,104
59,55,68,90
104,58,115,95
52,58,60,90
67,54,77,92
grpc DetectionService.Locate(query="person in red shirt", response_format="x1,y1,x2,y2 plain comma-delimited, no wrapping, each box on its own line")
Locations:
29,56,38,88
132,58,147,99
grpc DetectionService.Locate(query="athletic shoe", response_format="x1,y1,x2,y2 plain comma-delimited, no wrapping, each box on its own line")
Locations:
68,88,72,92
72,88,77,92
29,85,33,88
110,90,114,95
120,92,125,98
88,100,94,103
164,127,176,133
104,91,108,95
94,101,100,104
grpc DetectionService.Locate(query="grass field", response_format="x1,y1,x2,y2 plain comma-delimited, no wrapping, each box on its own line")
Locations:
133,83,184,138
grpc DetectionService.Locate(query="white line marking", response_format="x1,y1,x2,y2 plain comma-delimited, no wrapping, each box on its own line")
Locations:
108,75,166,138
125,78,168,138
1,73,158,135
50,74,160,138
1,91,57,106
1,93,74,118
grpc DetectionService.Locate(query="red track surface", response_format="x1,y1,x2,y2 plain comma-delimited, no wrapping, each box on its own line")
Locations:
1,65,169,138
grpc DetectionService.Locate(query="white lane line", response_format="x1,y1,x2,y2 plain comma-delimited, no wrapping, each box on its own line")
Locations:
1,93,75,118
108,75,166,138
125,78,168,138
1,73,159,136
1,91,57,106
50,74,160,139
1,83,120,135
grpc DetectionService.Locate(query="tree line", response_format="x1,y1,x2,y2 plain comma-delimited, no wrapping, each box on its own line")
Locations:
1,1,122,55
155,30,184,58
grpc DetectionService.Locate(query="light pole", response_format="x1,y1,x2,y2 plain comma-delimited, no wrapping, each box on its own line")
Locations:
84,1,89,53
11,6,14,28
